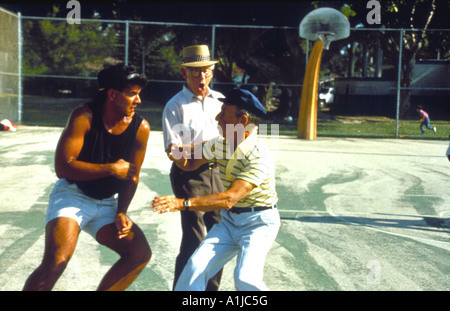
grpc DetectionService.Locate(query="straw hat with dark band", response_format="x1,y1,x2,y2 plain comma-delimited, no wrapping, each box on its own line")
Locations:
181,45,219,67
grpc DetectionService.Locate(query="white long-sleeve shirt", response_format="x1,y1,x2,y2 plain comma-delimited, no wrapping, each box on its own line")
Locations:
162,85,224,151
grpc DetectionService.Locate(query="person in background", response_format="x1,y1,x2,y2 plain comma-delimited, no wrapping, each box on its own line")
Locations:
416,105,436,135
162,45,224,290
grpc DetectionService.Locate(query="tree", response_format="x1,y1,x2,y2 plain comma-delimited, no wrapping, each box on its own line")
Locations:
341,0,446,117
22,6,120,76
383,0,443,117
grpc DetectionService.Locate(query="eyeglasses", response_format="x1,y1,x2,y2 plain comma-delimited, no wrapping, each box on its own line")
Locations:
187,68,213,78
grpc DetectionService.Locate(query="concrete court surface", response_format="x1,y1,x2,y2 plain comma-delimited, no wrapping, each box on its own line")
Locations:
0,125,449,291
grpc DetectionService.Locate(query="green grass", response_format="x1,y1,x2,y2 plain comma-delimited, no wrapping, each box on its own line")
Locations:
20,96,449,139
276,116,449,139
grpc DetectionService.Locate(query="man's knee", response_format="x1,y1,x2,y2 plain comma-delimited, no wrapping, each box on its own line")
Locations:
136,242,152,265
43,217,79,275
97,224,151,265
40,251,72,277
125,227,151,265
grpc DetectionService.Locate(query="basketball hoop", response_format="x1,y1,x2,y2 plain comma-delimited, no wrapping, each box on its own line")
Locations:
297,8,350,140
317,33,335,50
299,8,350,50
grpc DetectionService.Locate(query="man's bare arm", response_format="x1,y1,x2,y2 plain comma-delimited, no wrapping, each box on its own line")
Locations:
116,119,150,238
117,119,150,214
54,106,136,181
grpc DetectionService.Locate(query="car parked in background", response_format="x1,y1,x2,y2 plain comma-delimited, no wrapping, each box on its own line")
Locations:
319,87,334,107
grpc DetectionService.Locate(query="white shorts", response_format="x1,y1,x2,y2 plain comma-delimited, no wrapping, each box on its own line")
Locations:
46,179,118,238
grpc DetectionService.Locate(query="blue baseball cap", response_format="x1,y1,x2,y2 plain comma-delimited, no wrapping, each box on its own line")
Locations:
219,88,267,118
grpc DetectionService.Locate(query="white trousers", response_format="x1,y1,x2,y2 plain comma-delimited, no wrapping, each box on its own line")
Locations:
175,207,280,291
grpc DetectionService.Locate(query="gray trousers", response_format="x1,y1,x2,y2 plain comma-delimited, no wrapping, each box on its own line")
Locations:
169,162,224,291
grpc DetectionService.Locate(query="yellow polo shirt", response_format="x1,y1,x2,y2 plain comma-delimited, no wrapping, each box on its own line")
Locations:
203,132,278,209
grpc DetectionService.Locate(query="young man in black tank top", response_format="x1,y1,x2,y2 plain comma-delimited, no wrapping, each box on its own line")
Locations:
23,64,151,291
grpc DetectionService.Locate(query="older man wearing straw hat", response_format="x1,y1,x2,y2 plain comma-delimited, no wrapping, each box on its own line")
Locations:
162,45,224,291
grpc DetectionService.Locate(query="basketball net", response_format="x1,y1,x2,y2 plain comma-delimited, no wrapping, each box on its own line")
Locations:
318,33,335,50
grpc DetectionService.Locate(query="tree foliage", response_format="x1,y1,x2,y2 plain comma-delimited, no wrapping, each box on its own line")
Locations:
23,6,120,76
20,1,448,114
338,0,447,116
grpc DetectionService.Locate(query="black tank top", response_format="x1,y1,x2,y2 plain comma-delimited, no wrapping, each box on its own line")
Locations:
72,101,143,200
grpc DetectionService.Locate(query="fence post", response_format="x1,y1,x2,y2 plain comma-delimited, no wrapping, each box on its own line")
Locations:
395,29,403,138
124,20,129,65
18,12,22,124
211,24,216,88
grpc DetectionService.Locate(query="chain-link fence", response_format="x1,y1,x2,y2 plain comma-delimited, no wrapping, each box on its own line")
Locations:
1,12,449,137
0,7,20,123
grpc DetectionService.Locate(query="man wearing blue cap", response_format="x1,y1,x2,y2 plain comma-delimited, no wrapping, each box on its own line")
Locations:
152,88,280,291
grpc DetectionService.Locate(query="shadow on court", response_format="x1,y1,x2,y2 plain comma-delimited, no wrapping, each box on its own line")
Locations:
0,126,449,291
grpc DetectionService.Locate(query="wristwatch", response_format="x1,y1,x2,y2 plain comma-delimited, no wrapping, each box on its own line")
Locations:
183,198,191,211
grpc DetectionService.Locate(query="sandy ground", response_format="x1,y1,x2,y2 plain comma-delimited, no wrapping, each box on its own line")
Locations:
0,126,449,291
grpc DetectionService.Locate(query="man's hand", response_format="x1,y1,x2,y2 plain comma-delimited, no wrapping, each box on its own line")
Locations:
167,144,190,165
151,195,183,214
111,159,136,180
115,212,133,239
167,143,208,171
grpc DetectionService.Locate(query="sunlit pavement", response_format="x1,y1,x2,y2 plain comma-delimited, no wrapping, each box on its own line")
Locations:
1,126,448,291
